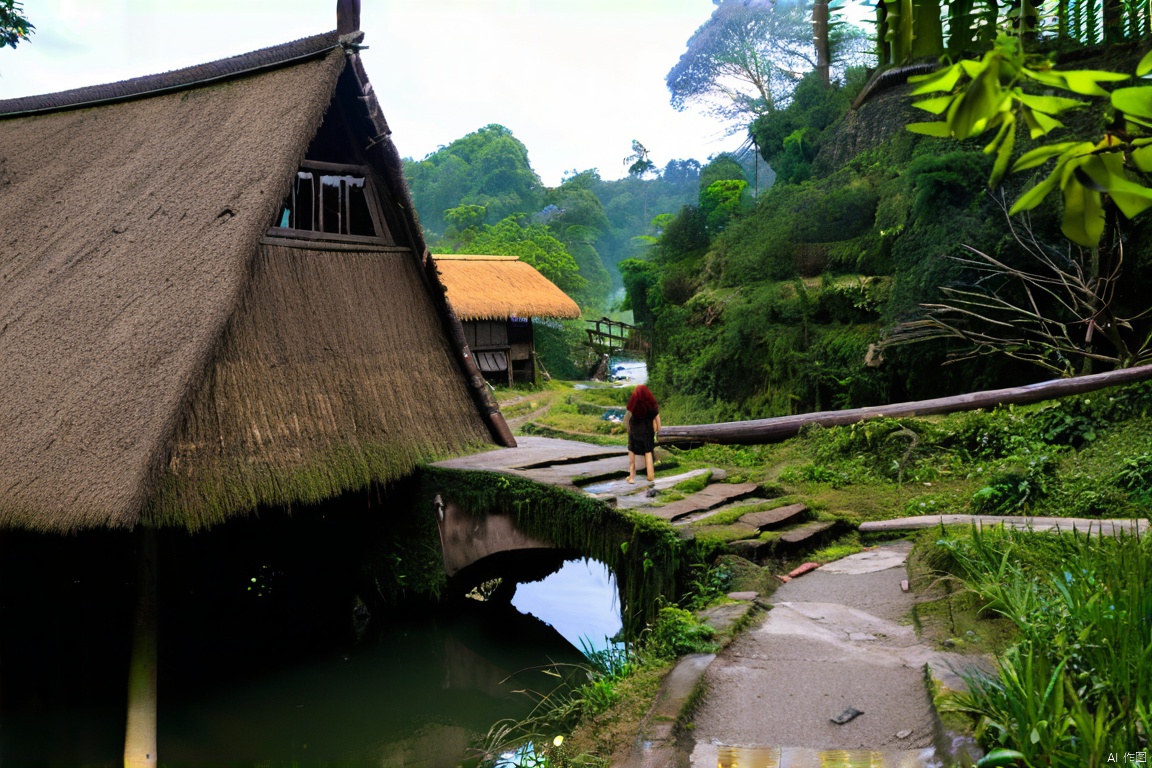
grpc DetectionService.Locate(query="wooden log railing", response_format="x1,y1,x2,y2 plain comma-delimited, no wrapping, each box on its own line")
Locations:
586,317,642,355
658,364,1152,446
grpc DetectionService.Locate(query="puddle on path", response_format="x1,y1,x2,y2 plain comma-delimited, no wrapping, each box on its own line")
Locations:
713,744,938,768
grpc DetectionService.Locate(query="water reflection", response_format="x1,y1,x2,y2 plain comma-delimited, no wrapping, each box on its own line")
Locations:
152,559,621,765
712,745,938,768
511,558,622,652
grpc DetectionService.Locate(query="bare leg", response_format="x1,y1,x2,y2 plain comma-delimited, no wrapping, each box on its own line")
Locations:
627,451,636,483
645,452,655,482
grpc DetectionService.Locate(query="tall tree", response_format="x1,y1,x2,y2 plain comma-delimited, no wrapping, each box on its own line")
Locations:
624,140,656,179
667,0,815,128
813,0,831,86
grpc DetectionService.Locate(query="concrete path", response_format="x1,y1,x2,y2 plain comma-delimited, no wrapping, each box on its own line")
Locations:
687,541,973,768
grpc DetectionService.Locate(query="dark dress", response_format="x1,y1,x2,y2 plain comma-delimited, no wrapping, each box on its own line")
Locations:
628,411,657,455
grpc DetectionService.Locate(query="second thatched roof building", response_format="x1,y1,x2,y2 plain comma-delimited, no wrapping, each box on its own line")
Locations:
433,255,582,385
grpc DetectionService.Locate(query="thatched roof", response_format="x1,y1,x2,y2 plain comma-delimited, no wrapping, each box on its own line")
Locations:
0,32,501,532
154,243,491,530
432,255,582,321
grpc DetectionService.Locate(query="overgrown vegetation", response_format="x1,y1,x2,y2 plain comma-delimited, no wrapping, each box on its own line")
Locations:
623,29,1152,423
506,377,1152,525
921,526,1151,764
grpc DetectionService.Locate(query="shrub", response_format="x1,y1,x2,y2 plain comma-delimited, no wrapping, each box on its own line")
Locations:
642,606,717,660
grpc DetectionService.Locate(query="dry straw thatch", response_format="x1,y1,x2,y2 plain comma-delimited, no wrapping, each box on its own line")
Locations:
432,255,582,321
153,244,491,530
0,33,495,532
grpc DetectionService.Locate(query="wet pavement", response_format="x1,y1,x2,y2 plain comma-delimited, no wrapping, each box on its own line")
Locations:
687,541,950,768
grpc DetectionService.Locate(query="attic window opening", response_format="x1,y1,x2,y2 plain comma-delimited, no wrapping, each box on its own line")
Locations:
278,170,376,237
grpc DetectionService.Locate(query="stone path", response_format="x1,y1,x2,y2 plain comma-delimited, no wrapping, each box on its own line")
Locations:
432,437,785,528
436,437,1151,768
686,541,978,768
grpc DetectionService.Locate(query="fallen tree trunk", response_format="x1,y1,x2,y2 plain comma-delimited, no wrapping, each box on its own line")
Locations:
658,364,1152,446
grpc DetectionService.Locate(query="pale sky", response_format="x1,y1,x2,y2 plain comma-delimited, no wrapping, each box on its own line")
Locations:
0,0,750,186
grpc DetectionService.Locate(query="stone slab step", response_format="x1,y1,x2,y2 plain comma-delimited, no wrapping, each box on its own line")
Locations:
738,503,808,532
431,436,625,473
583,467,714,502
698,601,757,635
675,498,766,526
642,483,761,522
519,455,630,487
726,538,773,559
779,520,836,545
680,522,758,541
860,514,1150,536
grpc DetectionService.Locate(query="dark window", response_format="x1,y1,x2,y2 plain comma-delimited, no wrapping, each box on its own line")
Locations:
508,316,532,344
278,171,376,236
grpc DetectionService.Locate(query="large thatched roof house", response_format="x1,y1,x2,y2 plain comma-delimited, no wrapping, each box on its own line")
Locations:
432,255,581,385
0,24,515,535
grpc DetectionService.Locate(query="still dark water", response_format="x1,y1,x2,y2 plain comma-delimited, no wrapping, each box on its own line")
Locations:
1,543,620,767
161,559,621,765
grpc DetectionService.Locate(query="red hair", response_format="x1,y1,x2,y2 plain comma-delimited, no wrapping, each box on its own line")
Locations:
627,385,658,419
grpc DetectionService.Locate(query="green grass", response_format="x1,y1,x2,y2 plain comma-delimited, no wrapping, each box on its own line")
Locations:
919,526,1152,764
807,532,864,563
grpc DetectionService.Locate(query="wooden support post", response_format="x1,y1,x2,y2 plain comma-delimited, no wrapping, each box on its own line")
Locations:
124,527,157,768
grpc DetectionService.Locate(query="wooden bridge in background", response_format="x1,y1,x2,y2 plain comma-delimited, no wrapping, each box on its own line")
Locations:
586,317,644,356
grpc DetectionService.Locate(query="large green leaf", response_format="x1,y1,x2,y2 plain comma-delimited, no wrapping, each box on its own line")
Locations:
906,121,953,137
989,114,1017,187
1015,92,1084,115
913,95,956,114
1132,145,1152,173
959,59,985,79
1061,171,1105,246
1010,165,1062,213
1111,86,1152,121
910,64,963,95
1138,49,1152,78
1025,68,1128,97
1011,142,1083,172
1080,154,1152,218
1058,69,1130,96
951,65,1002,139
1021,108,1064,139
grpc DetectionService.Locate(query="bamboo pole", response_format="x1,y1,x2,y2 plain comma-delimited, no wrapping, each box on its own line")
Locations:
658,363,1152,446
124,527,157,768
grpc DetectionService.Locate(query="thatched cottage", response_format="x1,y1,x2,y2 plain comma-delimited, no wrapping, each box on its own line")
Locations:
432,254,581,384
0,19,514,536
0,7,516,763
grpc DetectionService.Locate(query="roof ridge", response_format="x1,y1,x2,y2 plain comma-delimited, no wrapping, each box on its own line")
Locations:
431,254,521,261
0,29,358,118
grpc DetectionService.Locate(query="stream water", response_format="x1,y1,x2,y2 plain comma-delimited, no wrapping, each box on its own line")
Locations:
160,560,621,765
1,540,622,767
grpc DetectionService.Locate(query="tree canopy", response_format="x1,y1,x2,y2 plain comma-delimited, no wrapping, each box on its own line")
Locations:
666,0,819,126
403,124,543,237
1,0,33,49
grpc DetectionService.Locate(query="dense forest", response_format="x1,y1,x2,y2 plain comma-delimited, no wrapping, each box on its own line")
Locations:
402,128,725,376
404,0,1152,421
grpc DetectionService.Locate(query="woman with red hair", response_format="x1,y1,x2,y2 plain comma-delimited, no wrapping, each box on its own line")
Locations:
625,385,661,483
